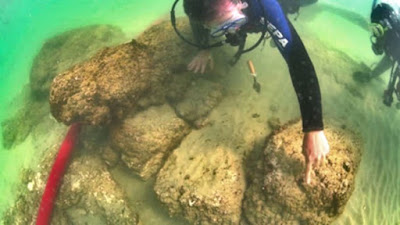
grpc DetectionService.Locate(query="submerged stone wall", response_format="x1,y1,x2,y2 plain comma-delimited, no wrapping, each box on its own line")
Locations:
243,120,362,225
2,17,365,225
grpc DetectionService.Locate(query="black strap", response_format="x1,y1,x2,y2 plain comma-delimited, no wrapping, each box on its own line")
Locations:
170,0,224,49
170,0,268,59
228,0,269,65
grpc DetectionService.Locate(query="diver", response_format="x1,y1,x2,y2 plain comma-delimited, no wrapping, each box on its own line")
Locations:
172,0,329,184
353,1,400,107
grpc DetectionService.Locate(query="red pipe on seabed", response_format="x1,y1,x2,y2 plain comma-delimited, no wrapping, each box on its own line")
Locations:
36,123,82,225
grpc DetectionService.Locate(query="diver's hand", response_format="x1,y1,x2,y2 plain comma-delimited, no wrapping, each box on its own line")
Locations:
188,50,214,74
302,130,330,184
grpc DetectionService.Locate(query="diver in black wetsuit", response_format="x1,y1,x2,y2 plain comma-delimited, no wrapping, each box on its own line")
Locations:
173,0,329,184
353,2,400,107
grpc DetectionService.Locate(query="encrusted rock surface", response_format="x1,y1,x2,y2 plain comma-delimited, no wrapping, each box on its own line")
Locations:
1,147,138,225
243,120,362,225
49,20,195,126
154,144,245,225
110,104,191,179
30,24,125,99
2,25,125,149
174,78,223,128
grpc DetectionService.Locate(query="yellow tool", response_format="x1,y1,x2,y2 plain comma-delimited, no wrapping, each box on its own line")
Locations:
247,60,261,93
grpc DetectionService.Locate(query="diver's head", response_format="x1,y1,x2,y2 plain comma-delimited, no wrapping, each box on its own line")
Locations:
184,0,248,37
369,3,399,55
370,3,400,37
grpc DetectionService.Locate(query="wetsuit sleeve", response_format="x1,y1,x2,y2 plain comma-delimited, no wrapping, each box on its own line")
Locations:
261,0,324,132
189,18,210,47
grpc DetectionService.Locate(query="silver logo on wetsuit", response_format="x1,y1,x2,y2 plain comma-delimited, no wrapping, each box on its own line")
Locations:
260,18,289,48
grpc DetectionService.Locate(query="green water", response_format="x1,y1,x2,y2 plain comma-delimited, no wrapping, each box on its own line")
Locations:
0,0,399,224
0,0,180,217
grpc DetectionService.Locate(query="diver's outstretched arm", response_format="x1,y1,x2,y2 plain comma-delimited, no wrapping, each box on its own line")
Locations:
261,0,323,132
261,0,329,185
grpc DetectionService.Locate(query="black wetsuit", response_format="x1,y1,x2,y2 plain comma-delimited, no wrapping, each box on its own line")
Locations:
190,0,323,132
383,24,400,62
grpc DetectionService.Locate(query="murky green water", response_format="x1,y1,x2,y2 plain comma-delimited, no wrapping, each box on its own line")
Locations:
0,0,177,217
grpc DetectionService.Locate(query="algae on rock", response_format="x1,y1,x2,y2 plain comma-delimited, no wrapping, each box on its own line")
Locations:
49,20,196,126
111,104,191,180
243,120,362,225
1,142,138,225
2,25,125,150
154,144,245,225
30,24,126,99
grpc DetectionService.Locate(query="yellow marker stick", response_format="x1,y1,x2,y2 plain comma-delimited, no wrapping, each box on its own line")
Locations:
247,60,256,76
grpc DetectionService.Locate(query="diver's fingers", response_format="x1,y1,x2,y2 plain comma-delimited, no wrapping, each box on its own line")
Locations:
324,143,330,155
209,58,214,70
190,59,198,73
321,144,329,166
194,62,201,74
201,61,207,74
189,56,202,72
317,154,323,166
197,60,203,73
188,60,195,71
321,155,326,166
305,161,313,184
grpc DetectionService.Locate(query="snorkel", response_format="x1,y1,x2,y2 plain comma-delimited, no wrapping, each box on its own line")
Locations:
170,0,268,64
170,0,224,49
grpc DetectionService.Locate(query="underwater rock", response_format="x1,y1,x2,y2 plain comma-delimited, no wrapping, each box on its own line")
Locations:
1,87,50,149
76,125,121,168
154,146,245,225
49,20,195,126
110,104,191,180
243,120,362,225
30,24,125,100
55,154,138,224
101,145,121,168
135,19,195,69
1,147,138,225
49,39,151,125
174,78,223,128
137,71,194,109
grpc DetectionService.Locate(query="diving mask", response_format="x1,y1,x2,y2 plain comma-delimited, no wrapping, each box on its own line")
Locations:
210,15,248,38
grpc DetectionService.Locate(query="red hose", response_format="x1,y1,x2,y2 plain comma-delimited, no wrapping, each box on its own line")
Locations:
36,123,82,225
